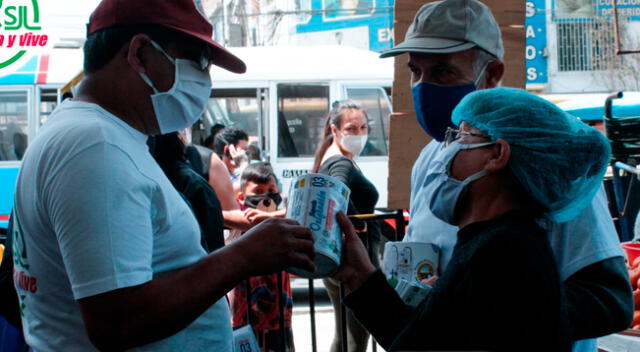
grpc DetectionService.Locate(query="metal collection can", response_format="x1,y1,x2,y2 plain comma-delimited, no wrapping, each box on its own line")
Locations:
286,173,350,278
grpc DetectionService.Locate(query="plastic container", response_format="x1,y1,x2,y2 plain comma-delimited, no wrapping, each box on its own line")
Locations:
622,242,640,265
382,242,439,283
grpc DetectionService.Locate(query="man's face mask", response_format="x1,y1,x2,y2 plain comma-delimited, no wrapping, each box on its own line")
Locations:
244,193,283,210
139,40,212,134
411,63,488,142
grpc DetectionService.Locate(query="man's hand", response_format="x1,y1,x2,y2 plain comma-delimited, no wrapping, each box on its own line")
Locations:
332,211,376,292
243,208,286,225
234,218,316,276
421,275,438,286
228,144,248,169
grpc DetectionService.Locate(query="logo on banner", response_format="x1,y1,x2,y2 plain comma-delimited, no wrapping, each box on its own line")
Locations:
0,0,48,71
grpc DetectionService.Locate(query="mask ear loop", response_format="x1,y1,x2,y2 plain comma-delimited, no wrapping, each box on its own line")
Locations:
474,61,491,87
139,40,177,94
139,73,160,94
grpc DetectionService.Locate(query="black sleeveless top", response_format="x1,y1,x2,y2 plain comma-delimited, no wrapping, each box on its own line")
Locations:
318,154,380,240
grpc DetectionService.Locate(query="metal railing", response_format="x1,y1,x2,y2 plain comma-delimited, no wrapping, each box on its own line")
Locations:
305,209,406,352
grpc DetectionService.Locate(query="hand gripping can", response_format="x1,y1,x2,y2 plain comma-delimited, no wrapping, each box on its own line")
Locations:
286,173,350,278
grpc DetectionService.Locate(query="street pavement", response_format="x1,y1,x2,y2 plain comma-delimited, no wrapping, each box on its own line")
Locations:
291,279,382,352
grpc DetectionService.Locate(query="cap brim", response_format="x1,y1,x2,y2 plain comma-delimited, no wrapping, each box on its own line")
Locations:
380,37,477,58
164,24,247,74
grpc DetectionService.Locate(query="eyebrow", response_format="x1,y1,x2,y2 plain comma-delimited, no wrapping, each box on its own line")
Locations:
344,122,368,128
429,61,460,75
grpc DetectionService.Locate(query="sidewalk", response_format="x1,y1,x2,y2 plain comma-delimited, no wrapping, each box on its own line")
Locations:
290,279,382,352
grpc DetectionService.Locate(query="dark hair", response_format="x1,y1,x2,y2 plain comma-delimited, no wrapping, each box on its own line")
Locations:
311,100,368,173
214,127,249,157
204,124,226,149
83,24,203,73
148,132,186,172
211,124,226,136
240,162,278,192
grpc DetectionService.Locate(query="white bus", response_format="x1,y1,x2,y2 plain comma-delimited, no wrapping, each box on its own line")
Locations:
203,45,393,206
0,45,393,230
0,49,83,229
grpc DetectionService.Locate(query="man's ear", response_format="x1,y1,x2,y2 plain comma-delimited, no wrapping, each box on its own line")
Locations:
236,192,245,203
223,145,230,158
485,139,510,172
126,34,151,74
482,60,505,89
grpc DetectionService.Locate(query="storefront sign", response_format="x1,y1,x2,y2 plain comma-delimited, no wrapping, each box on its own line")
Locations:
526,0,548,84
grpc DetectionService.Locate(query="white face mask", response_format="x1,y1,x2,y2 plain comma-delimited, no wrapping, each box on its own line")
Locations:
338,132,368,157
139,41,212,134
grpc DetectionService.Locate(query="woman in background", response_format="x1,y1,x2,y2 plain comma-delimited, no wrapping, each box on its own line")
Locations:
311,100,380,352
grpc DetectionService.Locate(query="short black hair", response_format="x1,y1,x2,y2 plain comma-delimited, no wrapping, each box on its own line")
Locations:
204,124,225,149
240,162,278,192
214,127,249,157
211,124,226,136
83,24,204,73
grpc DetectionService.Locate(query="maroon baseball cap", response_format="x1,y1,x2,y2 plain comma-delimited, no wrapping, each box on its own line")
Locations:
87,0,246,73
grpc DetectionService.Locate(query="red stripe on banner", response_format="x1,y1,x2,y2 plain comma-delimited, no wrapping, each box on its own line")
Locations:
0,215,9,221
36,54,50,84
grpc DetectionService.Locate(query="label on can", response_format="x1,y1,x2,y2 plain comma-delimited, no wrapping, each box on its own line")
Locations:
286,173,350,278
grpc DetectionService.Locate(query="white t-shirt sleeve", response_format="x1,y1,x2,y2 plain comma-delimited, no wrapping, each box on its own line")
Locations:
44,142,155,299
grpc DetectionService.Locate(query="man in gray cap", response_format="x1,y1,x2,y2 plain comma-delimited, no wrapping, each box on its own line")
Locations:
362,0,630,351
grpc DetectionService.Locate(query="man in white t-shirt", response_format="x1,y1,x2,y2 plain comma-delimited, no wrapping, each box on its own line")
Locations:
12,0,315,351
379,1,632,350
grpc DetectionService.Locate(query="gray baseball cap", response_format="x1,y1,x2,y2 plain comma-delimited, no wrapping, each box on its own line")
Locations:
381,0,504,60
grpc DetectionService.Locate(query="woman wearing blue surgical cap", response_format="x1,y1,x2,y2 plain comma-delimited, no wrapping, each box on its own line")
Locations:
332,88,615,351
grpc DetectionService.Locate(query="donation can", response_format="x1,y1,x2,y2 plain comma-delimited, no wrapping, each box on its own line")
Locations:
286,173,350,278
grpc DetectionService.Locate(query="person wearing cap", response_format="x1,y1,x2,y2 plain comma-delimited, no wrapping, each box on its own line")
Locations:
334,87,614,351
11,0,315,351
378,0,630,350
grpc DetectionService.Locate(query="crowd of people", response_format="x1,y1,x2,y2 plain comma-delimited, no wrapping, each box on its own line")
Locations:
0,0,635,351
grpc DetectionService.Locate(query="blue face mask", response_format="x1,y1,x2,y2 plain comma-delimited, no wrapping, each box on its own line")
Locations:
412,65,488,142
427,140,495,225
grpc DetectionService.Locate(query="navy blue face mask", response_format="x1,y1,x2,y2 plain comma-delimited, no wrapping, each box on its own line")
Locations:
411,65,488,142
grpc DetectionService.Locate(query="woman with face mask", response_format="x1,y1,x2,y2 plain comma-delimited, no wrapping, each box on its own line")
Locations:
310,100,380,352
330,88,616,351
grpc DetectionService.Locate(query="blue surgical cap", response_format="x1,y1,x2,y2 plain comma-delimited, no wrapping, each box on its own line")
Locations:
452,87,611,223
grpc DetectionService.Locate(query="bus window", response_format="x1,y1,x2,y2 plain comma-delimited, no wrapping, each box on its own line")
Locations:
39,88,59,126
277,84,330,158
206,89,264,148
0,91,29,161
345,87,391,156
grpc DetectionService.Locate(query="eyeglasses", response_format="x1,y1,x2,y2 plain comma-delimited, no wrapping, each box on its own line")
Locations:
444,127,489,146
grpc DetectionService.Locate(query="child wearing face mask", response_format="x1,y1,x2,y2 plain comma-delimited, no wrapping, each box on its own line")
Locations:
311,100,381,352
228,163,294,352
